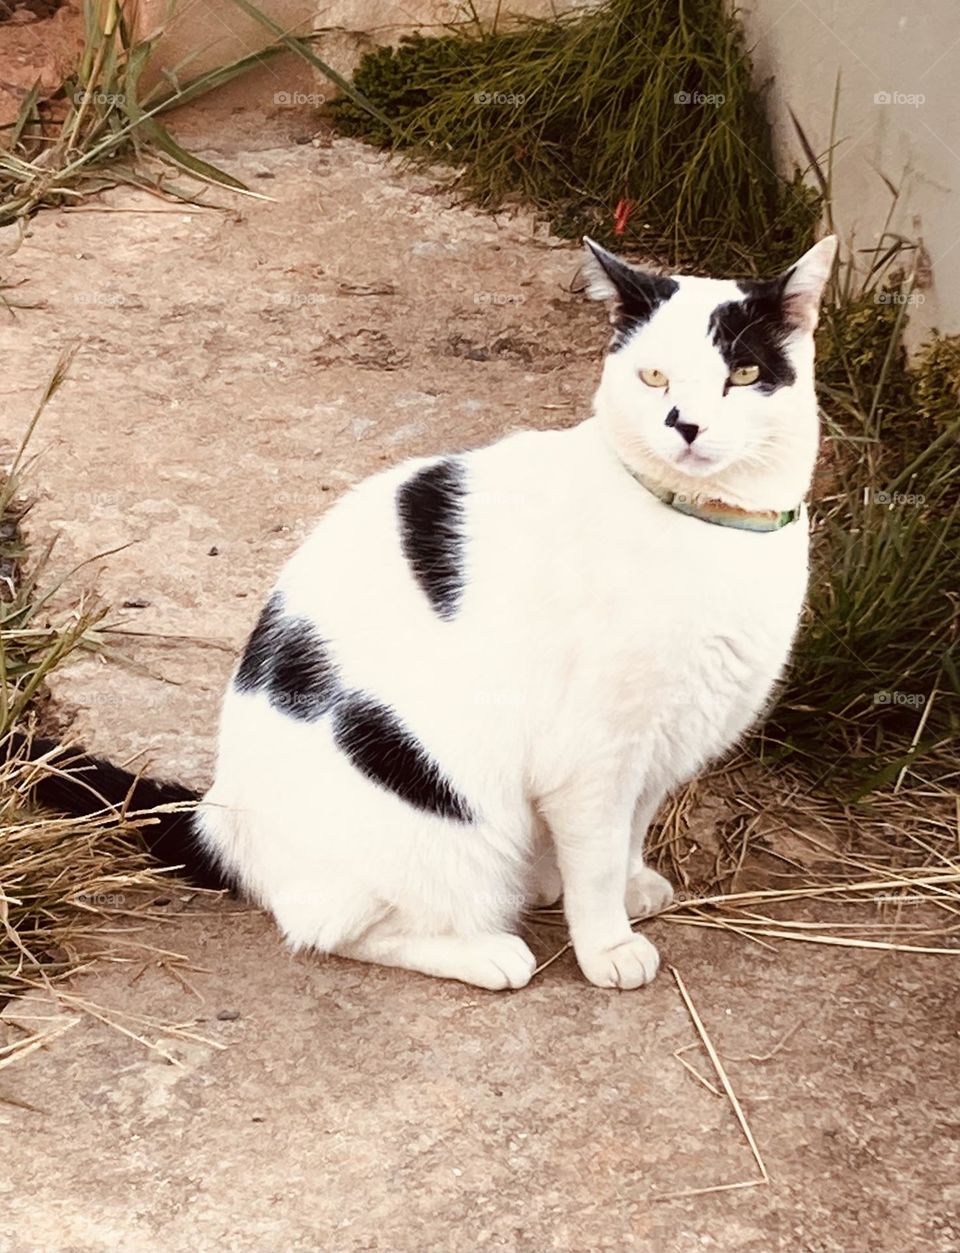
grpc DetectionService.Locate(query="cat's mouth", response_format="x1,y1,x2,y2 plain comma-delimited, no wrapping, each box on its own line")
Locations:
674,446,719,473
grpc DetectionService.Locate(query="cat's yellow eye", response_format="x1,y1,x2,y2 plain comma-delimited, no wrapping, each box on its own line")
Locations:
728,364,760,387
639,367,669,388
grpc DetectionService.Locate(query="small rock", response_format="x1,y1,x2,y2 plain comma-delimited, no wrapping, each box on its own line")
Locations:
208,546,220,556
122,598,151,609
216,1009,240,1021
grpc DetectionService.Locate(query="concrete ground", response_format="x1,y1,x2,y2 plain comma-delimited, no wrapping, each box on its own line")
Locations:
0,106,958,1253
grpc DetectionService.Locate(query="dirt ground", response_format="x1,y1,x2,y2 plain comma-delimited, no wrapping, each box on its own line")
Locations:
1,102,958,1253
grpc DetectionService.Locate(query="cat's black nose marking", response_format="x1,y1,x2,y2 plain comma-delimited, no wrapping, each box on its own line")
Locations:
665,408,700,444
677,421,700,444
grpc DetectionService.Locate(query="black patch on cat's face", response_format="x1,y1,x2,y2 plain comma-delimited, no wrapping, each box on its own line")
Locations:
585,244,679,352
234,591,338,722
610,271,680,351
397,458,467,620
708,277,797,394
333,693,474,822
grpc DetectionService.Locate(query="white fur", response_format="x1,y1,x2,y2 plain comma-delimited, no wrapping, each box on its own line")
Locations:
196,238,836,990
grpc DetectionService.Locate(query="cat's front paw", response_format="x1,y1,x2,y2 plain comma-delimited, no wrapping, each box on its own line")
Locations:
625,865,674,919
577,934,660,989
456,934,537,991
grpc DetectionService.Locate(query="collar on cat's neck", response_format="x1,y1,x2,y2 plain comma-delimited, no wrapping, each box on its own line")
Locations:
623,464,803,533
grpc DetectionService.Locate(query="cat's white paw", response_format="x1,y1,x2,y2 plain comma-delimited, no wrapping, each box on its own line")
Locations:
455,934,537,991
625,865,674,919
578,934,660,989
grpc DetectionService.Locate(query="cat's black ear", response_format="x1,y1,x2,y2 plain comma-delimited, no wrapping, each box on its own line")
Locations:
582,238,678,338
780,235,838,332
582,237,642,303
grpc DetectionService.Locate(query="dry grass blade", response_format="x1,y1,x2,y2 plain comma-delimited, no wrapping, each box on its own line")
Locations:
673,1042,723,1097
656,966,768,1200
0,1016,81,1071
0,361,198,1042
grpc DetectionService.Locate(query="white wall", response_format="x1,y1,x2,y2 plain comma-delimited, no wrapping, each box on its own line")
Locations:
739,0,960,337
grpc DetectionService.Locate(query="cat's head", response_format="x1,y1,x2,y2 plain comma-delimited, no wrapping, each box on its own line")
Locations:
583,236,836,508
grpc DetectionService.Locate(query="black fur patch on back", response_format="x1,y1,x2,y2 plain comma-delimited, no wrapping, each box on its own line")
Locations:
708,278,797,394
234,591,339,722
610,271,680,351
234,593,284,692
397,458,467,620
233,591,475,821
332,692,474,822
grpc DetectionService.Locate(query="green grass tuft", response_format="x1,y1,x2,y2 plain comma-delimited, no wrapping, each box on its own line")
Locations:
331,0,822,273
768,291,959,790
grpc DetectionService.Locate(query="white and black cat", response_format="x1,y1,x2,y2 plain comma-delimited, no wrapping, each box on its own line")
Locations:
21,234,837,991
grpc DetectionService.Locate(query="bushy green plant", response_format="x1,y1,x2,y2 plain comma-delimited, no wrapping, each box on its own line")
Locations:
768,293,959,788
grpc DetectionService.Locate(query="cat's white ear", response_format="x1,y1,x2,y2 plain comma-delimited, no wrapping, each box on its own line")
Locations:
782,235,837,332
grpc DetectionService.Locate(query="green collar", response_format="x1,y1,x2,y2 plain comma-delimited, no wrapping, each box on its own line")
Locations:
625,466,803,533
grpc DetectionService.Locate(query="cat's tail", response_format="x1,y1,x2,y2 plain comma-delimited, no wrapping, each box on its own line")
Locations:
5,732,230,891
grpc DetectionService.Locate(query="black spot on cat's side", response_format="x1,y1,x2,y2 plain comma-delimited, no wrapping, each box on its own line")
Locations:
397,458,467,620
234,592,285,692
709,278,797,394
333,693,474,822
234,591,339,722
267,619,339,722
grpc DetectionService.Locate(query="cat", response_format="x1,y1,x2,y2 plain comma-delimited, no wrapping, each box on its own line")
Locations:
20,233,836,992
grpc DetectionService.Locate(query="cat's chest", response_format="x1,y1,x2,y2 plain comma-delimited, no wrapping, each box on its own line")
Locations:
598,515,808,720
619,512,806,645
